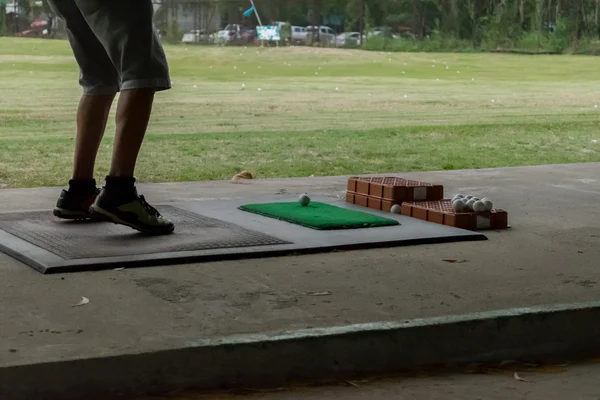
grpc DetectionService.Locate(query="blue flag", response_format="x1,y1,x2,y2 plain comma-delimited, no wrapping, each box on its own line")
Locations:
243,5,255,17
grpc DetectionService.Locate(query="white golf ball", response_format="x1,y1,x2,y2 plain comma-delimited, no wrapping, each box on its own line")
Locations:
257,88,262,91
299,194,310,206
482,200,493,211
390,204,401,214
472,200,486,213
466,199,477,211
452,199,466,212
465,195,474,200
454,194,465,199
471,197,480,202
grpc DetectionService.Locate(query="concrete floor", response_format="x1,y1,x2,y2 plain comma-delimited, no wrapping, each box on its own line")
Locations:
1,163,600,368
155,361,600,400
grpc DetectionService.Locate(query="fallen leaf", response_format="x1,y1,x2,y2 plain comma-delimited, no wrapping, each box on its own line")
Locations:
73,296,89,307
305,291,332,296
514,372,531,382
443,259,468,263
113,267,124,271
232,170,253,181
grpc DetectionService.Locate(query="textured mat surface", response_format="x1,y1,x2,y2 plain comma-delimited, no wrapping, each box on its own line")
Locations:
0,206,288,260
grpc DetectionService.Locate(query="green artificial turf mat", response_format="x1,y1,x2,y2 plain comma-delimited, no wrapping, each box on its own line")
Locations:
238,201,400,230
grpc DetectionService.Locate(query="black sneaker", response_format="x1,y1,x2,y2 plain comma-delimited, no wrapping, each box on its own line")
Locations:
53,188,100,220
89,188,174,235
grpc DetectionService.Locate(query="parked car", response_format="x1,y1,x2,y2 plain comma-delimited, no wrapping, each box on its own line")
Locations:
369,27,400,39
306,25,336,45
16,17,53,38
291,26,307,44
240,28,258,45
181,30,214,44
335,31,364,47
217,24,242,43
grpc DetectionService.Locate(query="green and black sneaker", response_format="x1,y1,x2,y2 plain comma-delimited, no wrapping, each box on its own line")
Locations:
89,188,174,235
53,188,101,220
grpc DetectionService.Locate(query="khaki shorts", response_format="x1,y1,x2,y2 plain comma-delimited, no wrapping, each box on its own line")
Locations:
46,0,171,95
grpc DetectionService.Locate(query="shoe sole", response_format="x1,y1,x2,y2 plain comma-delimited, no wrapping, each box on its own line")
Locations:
89,205,174,235
53,207,93,221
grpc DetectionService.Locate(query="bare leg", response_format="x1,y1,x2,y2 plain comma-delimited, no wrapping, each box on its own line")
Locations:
72,94,115,180
109,88,155,177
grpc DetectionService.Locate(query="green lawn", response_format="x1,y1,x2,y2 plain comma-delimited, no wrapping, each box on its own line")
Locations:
0,38,599,188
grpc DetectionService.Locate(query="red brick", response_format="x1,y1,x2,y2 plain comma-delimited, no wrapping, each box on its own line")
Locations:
401,203,413,216
430,185,444,200
368,197,382,210
347,178,358,192
346,192,355,204
381,200,394,212
412,206,428,221
444,213,473,230
356,180,370,196
492,210,509,229
383,186,408,202
369,183,384,198
428,209,444,225
354,194,368,208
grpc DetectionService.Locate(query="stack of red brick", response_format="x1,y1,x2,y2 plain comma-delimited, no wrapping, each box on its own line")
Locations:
346,177,444,212
346,176,509,230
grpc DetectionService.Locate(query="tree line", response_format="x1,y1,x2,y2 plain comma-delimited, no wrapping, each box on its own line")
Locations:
215,0,600,52
3,0,600,53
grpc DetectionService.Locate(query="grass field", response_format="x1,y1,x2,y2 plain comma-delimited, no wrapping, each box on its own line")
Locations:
1,37,599,188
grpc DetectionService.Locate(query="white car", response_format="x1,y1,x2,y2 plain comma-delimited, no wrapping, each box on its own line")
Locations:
217,24,242,43
335,32,363,47
369,27,400,39
305,25,336,45
181,30,213,44
291,26,306,44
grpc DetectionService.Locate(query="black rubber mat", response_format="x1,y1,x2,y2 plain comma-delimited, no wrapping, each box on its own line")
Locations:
0,205,289,273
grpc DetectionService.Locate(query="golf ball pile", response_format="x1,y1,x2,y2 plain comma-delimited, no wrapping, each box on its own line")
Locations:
451,194,493,213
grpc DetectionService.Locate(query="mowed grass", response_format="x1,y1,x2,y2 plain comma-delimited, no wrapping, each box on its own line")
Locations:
0,38,599,188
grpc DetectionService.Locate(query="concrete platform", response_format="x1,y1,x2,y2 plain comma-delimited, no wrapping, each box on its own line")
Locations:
1,163,600,399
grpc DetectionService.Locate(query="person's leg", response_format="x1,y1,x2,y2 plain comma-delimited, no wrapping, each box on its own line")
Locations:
73,94,115,180
109,88,155,178
77,0,174,234
47,0,120,220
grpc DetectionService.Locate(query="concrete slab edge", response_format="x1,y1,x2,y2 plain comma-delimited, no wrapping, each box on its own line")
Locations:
2,301,600,400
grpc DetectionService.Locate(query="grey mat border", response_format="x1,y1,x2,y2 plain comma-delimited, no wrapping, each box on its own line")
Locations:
0,196,487,274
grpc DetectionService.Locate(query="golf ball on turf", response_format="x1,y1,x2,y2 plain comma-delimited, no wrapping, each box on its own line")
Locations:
390,204,401,214
299,194,310,206
465,195,473,200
